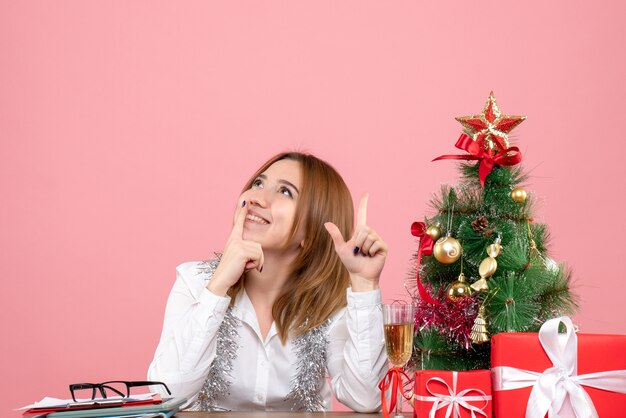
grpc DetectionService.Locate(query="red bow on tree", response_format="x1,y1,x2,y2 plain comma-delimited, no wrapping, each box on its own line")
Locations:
411,221,439,305
433,134,522,187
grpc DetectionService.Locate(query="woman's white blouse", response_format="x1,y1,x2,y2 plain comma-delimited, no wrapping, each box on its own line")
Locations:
147,262,388,412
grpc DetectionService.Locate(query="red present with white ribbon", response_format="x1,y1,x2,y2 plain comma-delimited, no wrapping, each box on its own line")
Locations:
491,316,626,418
413,370,492,418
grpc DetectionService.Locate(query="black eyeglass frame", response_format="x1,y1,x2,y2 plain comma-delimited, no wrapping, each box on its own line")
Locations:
69,380,171,402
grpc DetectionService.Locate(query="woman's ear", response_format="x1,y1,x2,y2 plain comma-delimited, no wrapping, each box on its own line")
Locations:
300,239,305,248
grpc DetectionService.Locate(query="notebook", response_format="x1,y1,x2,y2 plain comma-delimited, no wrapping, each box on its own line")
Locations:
46,397,186,418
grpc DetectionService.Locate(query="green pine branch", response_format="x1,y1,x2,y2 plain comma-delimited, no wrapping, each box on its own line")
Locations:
412,328,490,371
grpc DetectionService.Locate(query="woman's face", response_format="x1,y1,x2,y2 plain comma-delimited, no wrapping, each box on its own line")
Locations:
240,159,305,252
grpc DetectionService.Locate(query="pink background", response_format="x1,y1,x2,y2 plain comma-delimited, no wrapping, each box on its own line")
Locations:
2,1,625,415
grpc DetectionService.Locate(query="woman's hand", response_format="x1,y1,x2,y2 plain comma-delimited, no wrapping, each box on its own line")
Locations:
207,201,264,296
324,193,387,292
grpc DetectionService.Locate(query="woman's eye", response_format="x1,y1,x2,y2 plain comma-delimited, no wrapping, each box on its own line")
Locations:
279,187,293,198
252,178,263,188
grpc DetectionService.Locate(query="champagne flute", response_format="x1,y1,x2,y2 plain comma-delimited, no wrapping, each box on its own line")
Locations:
383,303,414,417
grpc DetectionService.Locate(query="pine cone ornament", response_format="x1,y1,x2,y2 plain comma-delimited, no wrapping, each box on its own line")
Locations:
471,216,490,233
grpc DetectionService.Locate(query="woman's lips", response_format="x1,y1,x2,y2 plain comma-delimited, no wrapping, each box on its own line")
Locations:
245,213,270,224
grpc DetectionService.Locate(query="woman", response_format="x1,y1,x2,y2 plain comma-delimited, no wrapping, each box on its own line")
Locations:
148,152,388,412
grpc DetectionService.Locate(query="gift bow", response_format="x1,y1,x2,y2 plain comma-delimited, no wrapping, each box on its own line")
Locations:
379,367,412,418
433,134,522,187
413,371,491,418
411,221,439,305
492,316,626,418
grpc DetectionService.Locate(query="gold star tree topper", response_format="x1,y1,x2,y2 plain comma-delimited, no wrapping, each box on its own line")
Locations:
456,92,526,155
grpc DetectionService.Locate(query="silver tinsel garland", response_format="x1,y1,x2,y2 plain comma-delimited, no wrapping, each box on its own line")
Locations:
192,255,240,411
194,305,240,411
195,255,221,276
285,319,331,412
189,257,331,412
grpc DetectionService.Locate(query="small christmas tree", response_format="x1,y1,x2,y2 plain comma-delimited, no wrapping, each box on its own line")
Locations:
408,92,578,371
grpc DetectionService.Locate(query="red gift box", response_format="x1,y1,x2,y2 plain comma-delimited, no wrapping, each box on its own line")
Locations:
413,370,492,418
491,316,626,418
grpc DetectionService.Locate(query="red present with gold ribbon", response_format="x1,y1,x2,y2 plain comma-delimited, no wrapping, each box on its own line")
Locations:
491,316,626,418
413,370,492,418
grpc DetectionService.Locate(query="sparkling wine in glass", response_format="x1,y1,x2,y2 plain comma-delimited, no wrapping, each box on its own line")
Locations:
383,303,414,417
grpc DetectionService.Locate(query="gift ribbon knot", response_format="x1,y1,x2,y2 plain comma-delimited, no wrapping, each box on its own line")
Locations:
379,367,412,418
433,133,522,187
414,371,491,418
492,316,626,418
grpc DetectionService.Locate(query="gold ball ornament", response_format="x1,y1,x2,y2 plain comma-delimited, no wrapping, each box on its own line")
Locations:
511,187,528,203
447,273,472,302
433,236,462,264
426,225,442,241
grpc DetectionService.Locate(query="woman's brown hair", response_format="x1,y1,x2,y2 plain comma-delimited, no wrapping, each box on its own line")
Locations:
226,152,354,344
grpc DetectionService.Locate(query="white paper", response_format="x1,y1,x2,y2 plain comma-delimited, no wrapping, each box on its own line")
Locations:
16,393,157,410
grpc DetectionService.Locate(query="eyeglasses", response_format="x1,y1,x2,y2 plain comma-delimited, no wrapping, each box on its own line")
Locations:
69,380,172,402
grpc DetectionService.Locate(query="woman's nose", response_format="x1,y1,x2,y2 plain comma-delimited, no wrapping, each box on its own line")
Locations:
248,189,268,208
